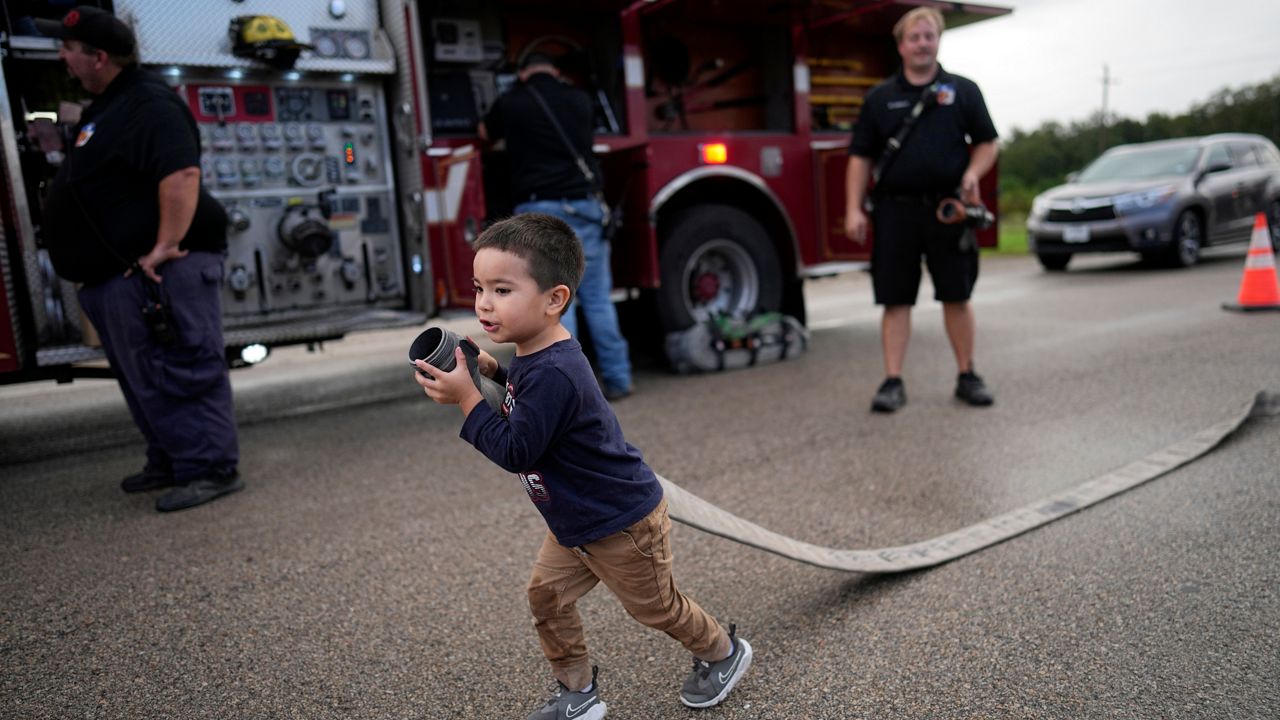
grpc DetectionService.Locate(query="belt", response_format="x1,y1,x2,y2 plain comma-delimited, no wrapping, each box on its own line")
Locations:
526,192,594,203
873,192,950,205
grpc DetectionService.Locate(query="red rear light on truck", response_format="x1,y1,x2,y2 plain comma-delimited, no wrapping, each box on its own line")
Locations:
699,143,728,165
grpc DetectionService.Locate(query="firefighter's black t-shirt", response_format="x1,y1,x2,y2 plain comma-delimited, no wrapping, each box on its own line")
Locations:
848,65,998,195
483,72,599,202
43,66,226,285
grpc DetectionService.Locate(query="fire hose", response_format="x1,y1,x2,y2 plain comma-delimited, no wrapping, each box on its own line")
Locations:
413,327,1276,574
659,391,1275,572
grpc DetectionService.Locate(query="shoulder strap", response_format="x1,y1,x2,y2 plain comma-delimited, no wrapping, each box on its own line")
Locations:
872,80,940,184
525,83,601,192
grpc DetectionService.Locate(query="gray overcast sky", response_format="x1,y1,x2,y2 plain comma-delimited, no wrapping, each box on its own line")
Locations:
939,0,1280,137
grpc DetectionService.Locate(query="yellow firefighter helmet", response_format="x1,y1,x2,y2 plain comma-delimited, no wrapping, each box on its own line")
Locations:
229,15,313,69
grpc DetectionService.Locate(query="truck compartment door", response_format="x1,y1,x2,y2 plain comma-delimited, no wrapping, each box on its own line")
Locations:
813,141,870,262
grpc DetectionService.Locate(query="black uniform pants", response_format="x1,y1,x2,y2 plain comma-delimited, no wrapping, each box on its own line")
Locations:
78,251,239,482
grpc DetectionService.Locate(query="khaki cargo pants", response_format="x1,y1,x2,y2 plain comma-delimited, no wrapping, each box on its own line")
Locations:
527,497,731,691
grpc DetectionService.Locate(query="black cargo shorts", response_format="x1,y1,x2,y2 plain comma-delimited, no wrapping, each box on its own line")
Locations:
870,195,979,306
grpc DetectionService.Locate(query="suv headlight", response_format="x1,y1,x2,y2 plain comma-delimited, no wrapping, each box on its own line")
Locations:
1030,195,1050,219
1113,186,1176,214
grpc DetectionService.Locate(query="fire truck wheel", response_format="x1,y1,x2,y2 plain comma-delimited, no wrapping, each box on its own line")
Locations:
657,204,783,332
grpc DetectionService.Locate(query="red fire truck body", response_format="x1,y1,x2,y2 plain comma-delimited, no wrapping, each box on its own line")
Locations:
0,0,1007,383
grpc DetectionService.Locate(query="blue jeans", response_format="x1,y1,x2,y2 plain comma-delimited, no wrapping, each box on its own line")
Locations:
515,198,632,391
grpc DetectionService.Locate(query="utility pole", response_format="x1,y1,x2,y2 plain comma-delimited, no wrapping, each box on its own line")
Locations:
1099,64,1118,154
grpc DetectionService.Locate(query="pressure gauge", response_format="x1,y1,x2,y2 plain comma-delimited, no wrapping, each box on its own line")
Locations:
259,123,282,150
306,123,326,150
263,156,286,178
343,34,370,60
284,123,305,149
235,122,257,148
313,35,338,58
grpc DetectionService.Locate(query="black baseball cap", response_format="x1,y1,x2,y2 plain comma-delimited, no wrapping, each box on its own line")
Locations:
34,6,136,56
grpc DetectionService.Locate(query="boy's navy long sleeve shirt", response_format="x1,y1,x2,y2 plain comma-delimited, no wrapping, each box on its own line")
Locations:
460,339,662,547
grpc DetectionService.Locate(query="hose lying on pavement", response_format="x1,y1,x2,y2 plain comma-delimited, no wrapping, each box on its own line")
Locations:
410,331,1277,575
659,391,1279,574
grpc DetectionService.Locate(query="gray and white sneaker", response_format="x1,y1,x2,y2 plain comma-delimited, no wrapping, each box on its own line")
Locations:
526,666,607,720
679,625,753,709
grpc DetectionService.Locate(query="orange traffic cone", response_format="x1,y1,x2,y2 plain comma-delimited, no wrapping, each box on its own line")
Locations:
1222,212,1280,312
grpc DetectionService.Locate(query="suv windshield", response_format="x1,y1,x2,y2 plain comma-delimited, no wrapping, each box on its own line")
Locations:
1077,145,1202,183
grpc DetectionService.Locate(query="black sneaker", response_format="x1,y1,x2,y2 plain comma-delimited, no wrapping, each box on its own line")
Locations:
871,377,906,413
680,625,753,709
120,468,175,493
526,666,607,720
155,471,243,512
603,384,633,402
955,371,994,406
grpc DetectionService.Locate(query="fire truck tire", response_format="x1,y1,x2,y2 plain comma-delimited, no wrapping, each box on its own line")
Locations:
656,204,783,332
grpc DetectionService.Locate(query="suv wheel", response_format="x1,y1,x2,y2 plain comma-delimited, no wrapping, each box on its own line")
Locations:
1166,210,1202,268
1037,252,1071,271
1269,199,1280,252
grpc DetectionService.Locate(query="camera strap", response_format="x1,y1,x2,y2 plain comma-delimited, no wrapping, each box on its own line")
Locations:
524,83,608,210
871,79,941,185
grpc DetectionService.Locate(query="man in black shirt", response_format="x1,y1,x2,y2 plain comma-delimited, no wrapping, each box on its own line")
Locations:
37,6,242,511
479,54,634,401
844,6,999,413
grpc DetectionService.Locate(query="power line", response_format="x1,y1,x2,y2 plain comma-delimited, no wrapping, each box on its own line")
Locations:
1119,53,1280,79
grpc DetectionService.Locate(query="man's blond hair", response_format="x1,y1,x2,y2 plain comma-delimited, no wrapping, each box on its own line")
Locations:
893,7,945,43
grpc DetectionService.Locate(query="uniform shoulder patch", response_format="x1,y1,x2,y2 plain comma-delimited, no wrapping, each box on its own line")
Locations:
75,122,96,147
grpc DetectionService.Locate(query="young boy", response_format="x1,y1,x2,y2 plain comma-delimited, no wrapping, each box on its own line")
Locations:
415,214,751,719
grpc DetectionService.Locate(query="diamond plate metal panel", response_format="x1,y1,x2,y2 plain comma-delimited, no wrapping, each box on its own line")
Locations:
36,344,106,367
0,52,44,366
379,0,433,315
116,0,395,73
0,74,25,371
223,307,425,347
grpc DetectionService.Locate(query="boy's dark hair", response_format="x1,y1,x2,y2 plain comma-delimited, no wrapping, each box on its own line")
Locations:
474,214,585,314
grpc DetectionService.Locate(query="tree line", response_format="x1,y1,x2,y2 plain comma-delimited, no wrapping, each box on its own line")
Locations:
998,73,1280,215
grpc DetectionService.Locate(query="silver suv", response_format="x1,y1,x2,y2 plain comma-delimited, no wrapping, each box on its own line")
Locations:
1027,133,1280,270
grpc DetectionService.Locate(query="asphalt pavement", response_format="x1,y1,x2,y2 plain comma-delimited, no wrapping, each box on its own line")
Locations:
2,252,1278,719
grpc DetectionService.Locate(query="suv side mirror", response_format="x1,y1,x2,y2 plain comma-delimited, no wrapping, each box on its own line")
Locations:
1196,162,1232,183
1065,171,1080,183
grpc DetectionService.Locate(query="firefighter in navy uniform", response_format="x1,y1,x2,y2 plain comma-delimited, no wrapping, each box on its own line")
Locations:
844,6,1000,414
37,7,242,511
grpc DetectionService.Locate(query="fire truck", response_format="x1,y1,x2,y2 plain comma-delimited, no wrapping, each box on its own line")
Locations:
0,0,1007,384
